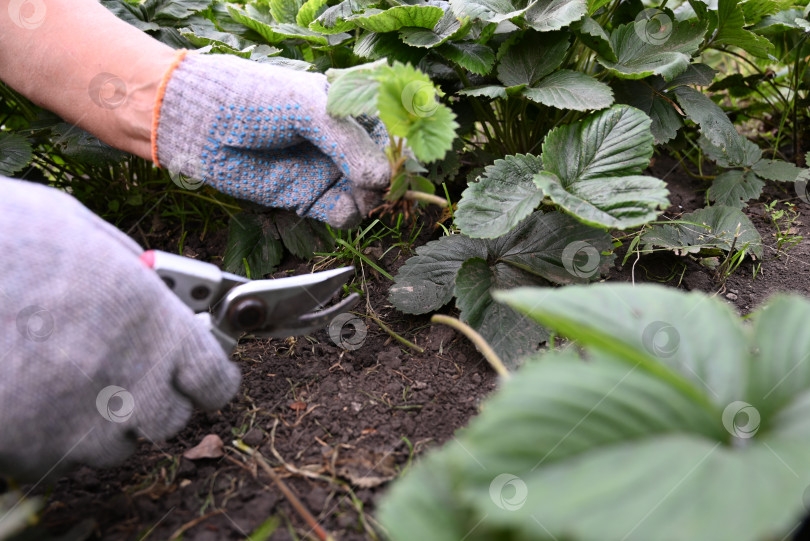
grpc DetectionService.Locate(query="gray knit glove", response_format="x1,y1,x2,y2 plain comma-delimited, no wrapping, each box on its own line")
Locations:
0,178,240,481
154,52,391,229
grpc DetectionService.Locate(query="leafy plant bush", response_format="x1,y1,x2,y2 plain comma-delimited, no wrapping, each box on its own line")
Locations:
379,283,810,541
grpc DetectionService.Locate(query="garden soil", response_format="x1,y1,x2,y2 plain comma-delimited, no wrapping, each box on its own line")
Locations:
15,157,810,540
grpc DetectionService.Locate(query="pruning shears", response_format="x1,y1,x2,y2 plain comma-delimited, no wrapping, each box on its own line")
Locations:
140,250,360,353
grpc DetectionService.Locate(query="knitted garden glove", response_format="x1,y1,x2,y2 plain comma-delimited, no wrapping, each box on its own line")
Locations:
152,51,391,229
0,178,240,481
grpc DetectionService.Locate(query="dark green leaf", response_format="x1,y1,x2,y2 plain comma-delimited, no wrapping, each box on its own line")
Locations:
496,30,569,86
752,159,803,181
611,78,683,144
573,16,616,62
598,18,708,80
642,205,763,259
712,0,774,58
347,5,444,32
455,259,549,368
673,86,748,166
708,170,764,208
523,69,614,110
274,213,335,258
523,0,587,32
223,213,284,277
455,153,544,238
438,42,496,75
0,133,33,176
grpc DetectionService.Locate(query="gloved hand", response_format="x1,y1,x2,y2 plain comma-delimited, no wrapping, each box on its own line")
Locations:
153,51,391,229
0,178,241,481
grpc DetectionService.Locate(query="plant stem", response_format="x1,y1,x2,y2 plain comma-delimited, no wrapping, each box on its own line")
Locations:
234,440,335,541
366,313,425,353
430,314,510,380
403,190,448,207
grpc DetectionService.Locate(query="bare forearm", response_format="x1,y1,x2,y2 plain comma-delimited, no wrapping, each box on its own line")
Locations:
0,0,177,160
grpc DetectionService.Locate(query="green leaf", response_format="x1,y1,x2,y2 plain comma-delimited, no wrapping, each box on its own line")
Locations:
390,211,614,364
611,79,683,144
523,0,587,32
437,42,496,75
389,210,614,313
347,5,443,32
456,85,518,98
712,0,774,58
152,0,211,22
598,18,708,80
270,0,303,24
325,59,387,117
455,258,549,368
573,16,616,62
50,124,127,167
752,159,803,181
533,105,668,229
699,134,761,168
752,8,806,33
274,213,335,258
297,0,329,26
380,285,810,541
523,69,614,111
642,205,763,259
449,0,532,24
498,284,746,404
223,213,284,277
455,153,544,238
672,86,748,167
496,31,569,86
310,0,376,31
228,5,331,45
376,62,459,162
399,9,467,48
180,22,250,49
0,133,33,176
709,170,765,208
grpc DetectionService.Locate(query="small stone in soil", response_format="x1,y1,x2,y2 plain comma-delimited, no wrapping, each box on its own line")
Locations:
726,293,739,301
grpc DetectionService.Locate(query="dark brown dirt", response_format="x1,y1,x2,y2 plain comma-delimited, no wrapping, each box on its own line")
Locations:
12,155,810,540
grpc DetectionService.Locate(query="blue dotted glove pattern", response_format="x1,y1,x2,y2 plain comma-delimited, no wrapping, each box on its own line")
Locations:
202,104,354,222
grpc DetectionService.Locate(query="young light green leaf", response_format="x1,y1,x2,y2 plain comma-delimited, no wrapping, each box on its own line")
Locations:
598,18,708,80
0,133,33,176
310,0,375,33
297,0,329,27
347,5,444,32
270,0,304,24
708,170,765,208
438,42,496,75
523,69,614,111
376,62,458,162
496,30,570,86
399,9,467,47
228,5,331,45
712,0,774,58
455,258,550,368
642,205,763,258
325,59,387,117
455,153,544,238
523,0,587,32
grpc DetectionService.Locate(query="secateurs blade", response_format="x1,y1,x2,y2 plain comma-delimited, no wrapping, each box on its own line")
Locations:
140,250,360,353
